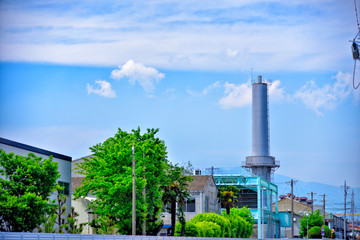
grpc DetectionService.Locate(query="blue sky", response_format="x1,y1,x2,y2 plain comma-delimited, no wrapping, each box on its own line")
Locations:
0,0,359,189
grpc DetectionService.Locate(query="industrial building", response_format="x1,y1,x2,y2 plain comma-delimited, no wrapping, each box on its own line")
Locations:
213,76,281,239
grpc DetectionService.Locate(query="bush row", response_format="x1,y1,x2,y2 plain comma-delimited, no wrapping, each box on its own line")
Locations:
174,207,254,238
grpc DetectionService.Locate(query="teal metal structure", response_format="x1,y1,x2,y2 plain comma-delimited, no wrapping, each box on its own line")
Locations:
213,174,280,239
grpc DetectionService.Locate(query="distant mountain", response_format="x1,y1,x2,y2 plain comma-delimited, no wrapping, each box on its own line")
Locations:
200,166,360,214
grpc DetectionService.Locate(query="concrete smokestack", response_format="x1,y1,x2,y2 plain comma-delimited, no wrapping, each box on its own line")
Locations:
243,75,279,182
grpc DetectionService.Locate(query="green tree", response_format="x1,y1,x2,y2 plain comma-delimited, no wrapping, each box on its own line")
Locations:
38,213,56,233
218,185,241,214
73,127,168,235
54,187,67,233
0,150,60,232
64,206,85,234
161,163,193,236
299,210,324,238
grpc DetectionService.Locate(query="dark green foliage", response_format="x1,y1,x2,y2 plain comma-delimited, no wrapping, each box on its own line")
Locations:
74,127,168,235
0,150,60,232
191,212,231,237
308,226,322,238
299,210,324,238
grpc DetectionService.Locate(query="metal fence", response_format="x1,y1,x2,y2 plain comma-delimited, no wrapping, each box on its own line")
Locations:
0,233,251,240
0,233,338,240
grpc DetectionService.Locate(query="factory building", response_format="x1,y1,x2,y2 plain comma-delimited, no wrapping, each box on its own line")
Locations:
213,76,281,238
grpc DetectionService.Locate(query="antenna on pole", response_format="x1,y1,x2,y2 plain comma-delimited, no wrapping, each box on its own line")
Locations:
251,68,253,84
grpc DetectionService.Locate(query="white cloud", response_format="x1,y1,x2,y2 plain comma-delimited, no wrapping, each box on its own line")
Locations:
187,81,221,96
219,80,287,109
294,72,353,115
268,80,288,103
226,48,238,57
87,80,116,98
0,1,353,71
219,82,252,109
111,60,164,94
203,81,221,94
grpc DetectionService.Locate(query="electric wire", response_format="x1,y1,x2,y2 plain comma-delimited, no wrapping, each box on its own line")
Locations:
353,0,360,89
354,0,360,33
353,60,360,89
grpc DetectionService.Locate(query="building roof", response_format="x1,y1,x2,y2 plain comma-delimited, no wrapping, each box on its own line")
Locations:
273,197,311,213
0,137,72,161
187,175,214,191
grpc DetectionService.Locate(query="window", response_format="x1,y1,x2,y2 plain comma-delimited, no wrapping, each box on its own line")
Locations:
205,196,209,212
185,198,195,212
58,181,70,195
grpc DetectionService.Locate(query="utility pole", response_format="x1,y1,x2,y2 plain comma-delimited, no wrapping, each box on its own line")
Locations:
286,179,297,238
307,192,317,213
132,142,136,236
206,166,219,175
142,151,146,236
319,194,326,225
351,190,355,240
341,180,350,240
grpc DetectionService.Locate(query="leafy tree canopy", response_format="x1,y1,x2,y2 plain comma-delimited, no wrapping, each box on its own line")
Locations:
299,210,324,238
0,150,60,232
73,127,168,235
218,185,241,215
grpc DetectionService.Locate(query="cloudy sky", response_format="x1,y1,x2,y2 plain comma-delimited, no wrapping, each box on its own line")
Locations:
0,0,359,189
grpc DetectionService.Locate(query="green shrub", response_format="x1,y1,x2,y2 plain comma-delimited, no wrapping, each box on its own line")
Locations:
190,212,231,237
174,221,199,237
223,207,254,238
174,222,182,236
309,226,322,238
195,221,221,237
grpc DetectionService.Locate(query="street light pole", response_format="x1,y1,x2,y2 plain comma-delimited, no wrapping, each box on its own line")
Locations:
132,141,136,236
306,213,309,239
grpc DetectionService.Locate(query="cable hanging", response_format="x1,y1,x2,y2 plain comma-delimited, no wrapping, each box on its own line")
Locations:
352,0,360,89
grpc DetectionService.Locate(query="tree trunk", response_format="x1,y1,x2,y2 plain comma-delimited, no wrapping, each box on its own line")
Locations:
170,201,176,236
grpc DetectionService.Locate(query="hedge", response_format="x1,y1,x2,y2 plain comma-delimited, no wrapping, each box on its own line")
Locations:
191,212,231,237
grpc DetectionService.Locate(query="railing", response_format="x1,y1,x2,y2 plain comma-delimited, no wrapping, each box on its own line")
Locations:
0,232,260,240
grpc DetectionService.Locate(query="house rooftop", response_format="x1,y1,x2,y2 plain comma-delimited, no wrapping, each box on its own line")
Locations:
187,175,213,192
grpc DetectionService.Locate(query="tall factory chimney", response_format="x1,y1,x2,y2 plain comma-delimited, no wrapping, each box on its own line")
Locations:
243,75,279,182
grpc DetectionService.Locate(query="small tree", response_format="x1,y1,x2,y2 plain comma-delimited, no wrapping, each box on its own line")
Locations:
55,187,67,233
161,163,193,236
65,207,85,234
299,210,324,238
218,185,241,214
0,150,60,232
